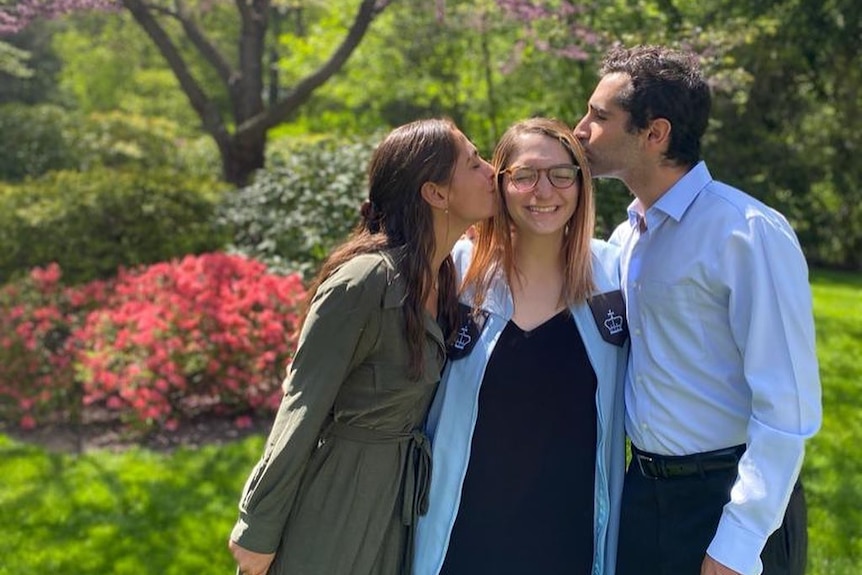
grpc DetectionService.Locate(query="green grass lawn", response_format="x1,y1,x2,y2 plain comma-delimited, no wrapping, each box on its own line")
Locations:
1,270,859,575
0,434,266,575
804,269,862,575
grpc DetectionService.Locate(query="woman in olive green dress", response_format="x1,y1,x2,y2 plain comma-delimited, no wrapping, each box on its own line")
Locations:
228,118,497,575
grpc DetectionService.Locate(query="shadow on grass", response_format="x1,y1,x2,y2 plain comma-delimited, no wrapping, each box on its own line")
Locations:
0,435,265,575
810,268,862,288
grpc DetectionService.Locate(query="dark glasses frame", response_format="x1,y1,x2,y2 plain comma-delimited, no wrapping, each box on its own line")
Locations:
498,163,581,191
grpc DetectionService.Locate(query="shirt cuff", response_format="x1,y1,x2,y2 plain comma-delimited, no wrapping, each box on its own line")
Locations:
706,517,767,575
230,515,283,554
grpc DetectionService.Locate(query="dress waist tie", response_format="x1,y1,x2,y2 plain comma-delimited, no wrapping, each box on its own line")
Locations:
325,420,431,574
326,420,432,524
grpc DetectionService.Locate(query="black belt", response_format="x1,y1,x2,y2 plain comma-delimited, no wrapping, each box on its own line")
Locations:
632,444,746,479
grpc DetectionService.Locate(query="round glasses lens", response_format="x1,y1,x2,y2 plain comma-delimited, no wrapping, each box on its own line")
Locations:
510,168,538,190
548,166,577,187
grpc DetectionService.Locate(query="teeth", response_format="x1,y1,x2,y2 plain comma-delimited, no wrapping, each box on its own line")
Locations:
529,206,557,213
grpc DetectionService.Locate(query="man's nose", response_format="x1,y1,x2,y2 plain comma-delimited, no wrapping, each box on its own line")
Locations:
572,118,589,141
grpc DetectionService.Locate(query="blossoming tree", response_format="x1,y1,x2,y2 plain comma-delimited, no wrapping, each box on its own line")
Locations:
0,0,391,185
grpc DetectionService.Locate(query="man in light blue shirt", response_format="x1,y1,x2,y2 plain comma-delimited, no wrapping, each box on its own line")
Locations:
574,45,822,575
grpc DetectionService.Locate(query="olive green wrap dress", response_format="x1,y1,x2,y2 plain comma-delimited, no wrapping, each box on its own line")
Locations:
231,249,445,575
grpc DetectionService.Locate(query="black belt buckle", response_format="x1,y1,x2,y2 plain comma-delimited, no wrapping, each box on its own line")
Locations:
635,452,661,479
634,445,745,479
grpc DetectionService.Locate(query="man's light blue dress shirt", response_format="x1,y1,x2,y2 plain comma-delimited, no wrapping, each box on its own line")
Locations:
610,161,822,575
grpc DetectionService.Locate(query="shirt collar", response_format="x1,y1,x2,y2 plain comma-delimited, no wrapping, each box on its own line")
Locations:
626,161,713,231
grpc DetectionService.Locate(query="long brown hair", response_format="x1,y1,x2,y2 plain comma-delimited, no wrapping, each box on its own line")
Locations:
463,117,596,310
304,118,462,379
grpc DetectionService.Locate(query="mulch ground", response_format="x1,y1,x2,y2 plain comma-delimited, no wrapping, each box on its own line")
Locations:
1,412,275,454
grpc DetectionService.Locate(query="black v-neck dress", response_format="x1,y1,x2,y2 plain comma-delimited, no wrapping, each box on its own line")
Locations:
440,309,598,575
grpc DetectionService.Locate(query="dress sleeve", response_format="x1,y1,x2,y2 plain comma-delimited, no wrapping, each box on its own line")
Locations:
707,214,822,574
230,255,388,553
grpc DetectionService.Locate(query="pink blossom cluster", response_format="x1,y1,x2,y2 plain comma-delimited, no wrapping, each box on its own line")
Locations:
0,253,306,431
78,252,305,429
0,0,118,35
0,263,110,429
495,0,597,62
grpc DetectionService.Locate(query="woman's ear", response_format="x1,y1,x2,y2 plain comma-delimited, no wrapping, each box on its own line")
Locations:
421,181,449,211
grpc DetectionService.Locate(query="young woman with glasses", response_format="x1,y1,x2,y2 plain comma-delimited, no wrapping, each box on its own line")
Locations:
228,118,497,575
414,117,629,575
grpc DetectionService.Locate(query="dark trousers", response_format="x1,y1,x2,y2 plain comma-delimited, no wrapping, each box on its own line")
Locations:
616,454,808,575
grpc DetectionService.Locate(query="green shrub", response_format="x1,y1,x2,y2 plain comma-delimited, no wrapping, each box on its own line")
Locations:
0,167,230,285
592,179,634,240
0,103,82,181
78,111,222,176
76,111,195,169
788,181,862,271
0,104,222,182
218,135,379,279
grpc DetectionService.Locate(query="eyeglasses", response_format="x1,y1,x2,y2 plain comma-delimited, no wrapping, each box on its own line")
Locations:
499,164,580,192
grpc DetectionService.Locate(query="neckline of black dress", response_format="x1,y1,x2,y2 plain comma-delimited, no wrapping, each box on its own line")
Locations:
508,307,571,337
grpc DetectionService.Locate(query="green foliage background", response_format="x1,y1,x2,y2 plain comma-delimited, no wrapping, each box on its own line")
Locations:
218,135,379,279
0,167,228,284
2,1,859,269
0,1,859,573
6,0,854,267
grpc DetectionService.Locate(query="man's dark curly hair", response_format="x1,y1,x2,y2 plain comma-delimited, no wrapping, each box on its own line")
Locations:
601,45,711,168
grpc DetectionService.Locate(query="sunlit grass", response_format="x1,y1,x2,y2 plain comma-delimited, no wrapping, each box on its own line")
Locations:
805,269,862,575
0,434,266,575
0,270,859,574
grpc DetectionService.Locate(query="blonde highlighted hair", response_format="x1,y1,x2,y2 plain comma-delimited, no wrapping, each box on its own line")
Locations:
462,117,596,310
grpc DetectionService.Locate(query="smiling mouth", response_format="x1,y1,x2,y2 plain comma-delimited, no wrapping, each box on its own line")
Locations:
528,206,558,213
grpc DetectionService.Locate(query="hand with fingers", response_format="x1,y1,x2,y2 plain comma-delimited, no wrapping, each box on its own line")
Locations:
229,538,276,575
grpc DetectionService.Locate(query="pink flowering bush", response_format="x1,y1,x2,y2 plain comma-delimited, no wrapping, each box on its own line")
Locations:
0,253,306,432
0,0,119,35
0,263,110,429
75,253,305,429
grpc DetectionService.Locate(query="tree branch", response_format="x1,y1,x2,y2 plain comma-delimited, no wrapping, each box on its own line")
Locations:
120,0,228,145
234,0,252,23
173,0,235,86
238,0,382,137
234,0,268,122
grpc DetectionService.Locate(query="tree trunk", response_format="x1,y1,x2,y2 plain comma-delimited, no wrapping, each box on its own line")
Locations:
221,133,266,187
121,0,385,185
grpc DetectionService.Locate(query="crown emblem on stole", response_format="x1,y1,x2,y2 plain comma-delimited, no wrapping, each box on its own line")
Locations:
454,325,472,350
604,309,623,335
